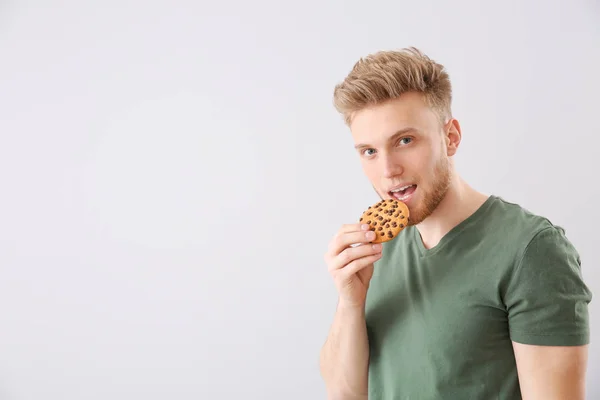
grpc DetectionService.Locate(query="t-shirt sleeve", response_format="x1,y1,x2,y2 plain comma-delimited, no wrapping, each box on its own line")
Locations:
504,226,593,346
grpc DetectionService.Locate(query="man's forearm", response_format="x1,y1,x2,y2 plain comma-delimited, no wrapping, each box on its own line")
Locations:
319,300,370,399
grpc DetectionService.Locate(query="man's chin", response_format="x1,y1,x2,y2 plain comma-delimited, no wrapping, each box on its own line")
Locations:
405,200,431,226
405,210,421,226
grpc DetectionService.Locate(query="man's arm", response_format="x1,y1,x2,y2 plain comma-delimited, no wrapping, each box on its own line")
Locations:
503,226,593,400
319,300,370,400
320,223,382,399
512,342,588,400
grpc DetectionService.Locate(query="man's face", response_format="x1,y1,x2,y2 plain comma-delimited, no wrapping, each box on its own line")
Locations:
349,92,456,225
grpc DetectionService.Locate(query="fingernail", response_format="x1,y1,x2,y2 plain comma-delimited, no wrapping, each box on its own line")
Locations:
366,231,375,240
372,244,382,251
361,224,370,230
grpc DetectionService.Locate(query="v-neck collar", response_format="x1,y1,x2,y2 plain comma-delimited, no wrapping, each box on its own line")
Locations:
412,195,497,257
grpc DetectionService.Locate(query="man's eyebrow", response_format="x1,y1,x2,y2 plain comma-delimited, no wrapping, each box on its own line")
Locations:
354,127,418,149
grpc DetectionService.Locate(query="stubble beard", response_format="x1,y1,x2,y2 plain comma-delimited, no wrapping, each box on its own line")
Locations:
374,155,452,226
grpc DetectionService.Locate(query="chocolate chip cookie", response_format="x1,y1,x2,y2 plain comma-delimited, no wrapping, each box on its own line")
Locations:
359,198,409,243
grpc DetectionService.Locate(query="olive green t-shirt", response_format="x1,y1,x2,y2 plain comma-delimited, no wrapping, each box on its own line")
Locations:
365,195,592,399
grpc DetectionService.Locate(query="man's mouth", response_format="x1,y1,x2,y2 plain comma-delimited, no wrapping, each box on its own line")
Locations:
389,184,417,201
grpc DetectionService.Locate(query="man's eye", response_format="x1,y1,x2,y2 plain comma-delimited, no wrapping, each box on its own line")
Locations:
363,148,376,156
399,138,412,145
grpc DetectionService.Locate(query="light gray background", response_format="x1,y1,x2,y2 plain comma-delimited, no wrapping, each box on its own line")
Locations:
0,0,598,399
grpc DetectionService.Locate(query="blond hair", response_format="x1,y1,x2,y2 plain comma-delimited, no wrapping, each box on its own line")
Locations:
333,47,452,126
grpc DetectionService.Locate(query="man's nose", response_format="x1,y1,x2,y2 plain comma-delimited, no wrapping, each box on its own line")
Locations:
381,154,403,179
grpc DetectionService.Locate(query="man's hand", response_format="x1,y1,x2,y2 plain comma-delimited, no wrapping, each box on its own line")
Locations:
324,223,383,308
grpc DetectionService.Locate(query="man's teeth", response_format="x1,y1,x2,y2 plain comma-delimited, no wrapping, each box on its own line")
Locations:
391,185,414,193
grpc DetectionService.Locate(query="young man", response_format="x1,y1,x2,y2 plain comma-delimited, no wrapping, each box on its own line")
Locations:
319,47,593,400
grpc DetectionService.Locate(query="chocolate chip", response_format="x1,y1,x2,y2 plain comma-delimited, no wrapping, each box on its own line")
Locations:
392,222,397,227
378,216,383,221
367,212,372,215
370,227,375,231
400,224,404,228
400,215,405,219
373,221,377,226
387,232,393,238
394,213,399,217
366,220,371,224
385,224,390,228
360,218,363,222
378,227,383,231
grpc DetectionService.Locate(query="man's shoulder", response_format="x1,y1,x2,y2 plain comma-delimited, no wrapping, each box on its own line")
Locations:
482,196,585,284
493,197,592,346
486,195,565,245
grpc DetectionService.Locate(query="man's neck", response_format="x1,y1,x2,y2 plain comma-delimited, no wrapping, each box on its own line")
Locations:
415,175,489,250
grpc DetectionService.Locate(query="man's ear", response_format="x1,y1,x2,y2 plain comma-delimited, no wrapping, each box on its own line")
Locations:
445,118,462,156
